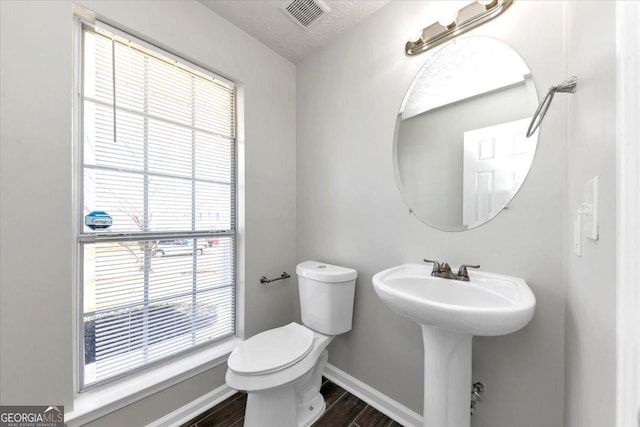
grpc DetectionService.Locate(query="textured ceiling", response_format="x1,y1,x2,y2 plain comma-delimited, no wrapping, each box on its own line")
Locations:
199,0,391,63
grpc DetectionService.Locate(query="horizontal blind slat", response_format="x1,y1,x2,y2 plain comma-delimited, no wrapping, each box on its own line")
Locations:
81,22,236,388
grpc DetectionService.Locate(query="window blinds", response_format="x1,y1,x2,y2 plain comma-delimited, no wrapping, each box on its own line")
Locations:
80,24,236,388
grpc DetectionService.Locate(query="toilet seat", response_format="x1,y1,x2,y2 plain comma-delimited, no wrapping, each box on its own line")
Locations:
228,323,314,376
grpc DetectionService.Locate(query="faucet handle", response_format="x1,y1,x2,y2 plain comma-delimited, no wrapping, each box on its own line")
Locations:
457,264,480,280
423,259,441,274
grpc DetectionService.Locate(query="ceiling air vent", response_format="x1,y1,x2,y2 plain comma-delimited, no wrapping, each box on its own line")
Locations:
282,0,330,30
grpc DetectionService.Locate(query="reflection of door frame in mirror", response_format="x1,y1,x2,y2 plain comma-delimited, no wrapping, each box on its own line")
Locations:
462,117,533,229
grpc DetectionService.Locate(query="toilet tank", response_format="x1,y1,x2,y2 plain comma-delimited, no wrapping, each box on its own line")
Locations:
296,261,357,335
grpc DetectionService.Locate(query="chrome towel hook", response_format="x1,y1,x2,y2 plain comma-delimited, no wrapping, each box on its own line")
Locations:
527,75,577,137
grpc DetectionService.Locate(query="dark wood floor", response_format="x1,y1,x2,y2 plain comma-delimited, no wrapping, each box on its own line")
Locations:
181,378,404,427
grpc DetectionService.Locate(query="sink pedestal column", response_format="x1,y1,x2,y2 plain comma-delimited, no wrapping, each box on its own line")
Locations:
421,326,472,427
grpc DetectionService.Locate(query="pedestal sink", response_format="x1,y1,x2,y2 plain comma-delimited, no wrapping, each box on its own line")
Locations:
372,264,535,427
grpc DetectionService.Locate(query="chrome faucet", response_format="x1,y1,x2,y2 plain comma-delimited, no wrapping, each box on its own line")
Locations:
423,259,480,282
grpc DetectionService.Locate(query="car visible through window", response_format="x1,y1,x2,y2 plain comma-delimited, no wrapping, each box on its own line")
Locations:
152,239,204,257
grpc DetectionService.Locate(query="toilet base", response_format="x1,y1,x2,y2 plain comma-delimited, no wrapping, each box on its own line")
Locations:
243,349,329,427
297,392,326,426
244,385,326,427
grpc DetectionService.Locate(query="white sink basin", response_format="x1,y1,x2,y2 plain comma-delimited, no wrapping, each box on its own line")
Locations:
372,263,536,427
372,264,535,336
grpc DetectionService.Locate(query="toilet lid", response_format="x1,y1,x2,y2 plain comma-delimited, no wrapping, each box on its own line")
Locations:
228,323,314,376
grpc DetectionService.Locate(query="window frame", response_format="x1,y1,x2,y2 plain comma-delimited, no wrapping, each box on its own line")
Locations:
75,19,238,392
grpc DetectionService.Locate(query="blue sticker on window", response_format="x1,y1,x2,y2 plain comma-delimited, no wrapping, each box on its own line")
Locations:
85,211,113,230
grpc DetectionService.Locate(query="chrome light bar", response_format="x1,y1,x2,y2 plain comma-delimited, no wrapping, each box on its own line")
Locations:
405,0,514,56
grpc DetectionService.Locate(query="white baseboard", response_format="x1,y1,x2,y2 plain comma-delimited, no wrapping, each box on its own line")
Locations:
146,383,237,427
146,363,422,427
323,363,423,427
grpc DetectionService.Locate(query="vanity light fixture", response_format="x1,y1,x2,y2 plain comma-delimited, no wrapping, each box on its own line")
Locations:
405,0,513,56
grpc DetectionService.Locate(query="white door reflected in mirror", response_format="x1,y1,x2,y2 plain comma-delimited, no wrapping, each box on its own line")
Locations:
462,118,534,228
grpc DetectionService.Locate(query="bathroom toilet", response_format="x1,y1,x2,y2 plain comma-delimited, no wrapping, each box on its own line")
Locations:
225,261,357,427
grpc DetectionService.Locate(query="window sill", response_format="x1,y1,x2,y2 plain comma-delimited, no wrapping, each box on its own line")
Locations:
65,336,241,427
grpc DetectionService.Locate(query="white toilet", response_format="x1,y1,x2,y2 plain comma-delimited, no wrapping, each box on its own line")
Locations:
225,260,357,427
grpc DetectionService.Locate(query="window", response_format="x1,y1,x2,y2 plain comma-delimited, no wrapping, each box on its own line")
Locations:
78,22,236,388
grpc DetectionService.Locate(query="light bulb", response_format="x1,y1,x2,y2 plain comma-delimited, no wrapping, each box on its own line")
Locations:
477,0,498,9
438,9,458,29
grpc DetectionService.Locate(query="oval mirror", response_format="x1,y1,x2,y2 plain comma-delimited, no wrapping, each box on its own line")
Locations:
394,37,539,231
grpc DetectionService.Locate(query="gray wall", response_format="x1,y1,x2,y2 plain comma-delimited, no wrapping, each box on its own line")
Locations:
296,1,566,426
564,2,617,426
0,0,296,424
